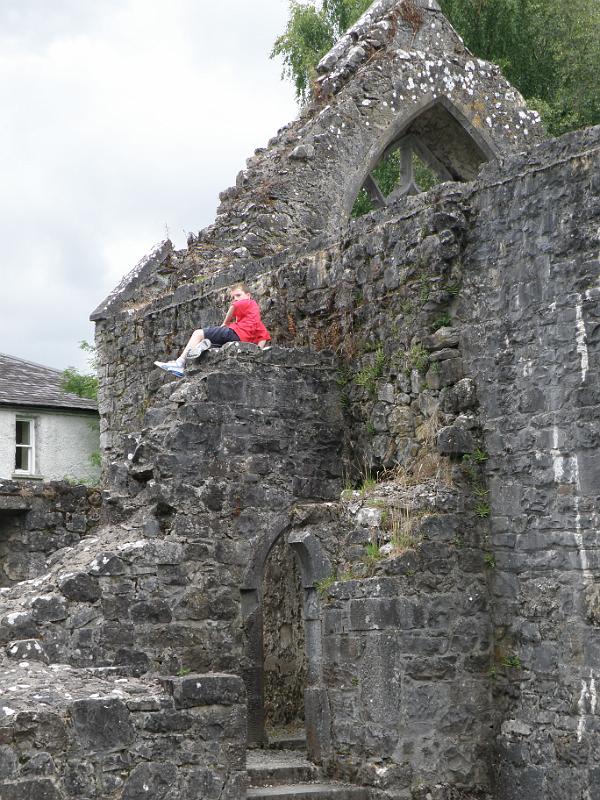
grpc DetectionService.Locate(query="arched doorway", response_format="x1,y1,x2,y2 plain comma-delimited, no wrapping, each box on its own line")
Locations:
262,534,307,736
240,527,332,763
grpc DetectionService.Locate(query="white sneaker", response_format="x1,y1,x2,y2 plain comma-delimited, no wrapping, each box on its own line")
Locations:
154,361,184,377
186,339,211,359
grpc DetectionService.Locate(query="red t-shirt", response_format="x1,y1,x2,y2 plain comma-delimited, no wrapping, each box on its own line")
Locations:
228,298,271,344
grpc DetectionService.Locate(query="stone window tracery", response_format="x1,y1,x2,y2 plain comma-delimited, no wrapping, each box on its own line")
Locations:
351,97,496,218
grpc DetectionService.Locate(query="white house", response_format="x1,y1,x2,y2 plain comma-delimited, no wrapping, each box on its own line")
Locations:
0,353,100,483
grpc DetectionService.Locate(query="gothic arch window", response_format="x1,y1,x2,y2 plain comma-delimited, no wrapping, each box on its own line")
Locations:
352,96,497,217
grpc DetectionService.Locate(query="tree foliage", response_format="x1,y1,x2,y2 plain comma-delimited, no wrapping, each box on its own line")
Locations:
272,0,600,135
61,369,99,400
61,340,99,401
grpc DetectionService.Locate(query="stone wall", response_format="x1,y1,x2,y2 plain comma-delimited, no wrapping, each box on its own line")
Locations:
310,315,493,796
323,548,492,797
457,125,600,796
0,479,101,587
0,667,246,800
93,128,599,479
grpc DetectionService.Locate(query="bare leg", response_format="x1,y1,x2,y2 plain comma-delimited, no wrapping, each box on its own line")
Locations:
179,329,205,361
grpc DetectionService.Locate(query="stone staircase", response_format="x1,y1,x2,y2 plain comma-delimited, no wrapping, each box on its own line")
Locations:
247,746,369,800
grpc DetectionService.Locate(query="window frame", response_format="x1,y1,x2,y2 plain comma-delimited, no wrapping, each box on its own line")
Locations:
14,416,36,476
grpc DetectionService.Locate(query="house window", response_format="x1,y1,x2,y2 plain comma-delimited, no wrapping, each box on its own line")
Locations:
15,418,35,474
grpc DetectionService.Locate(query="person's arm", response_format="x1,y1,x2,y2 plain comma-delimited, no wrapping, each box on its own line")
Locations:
222,304,235,326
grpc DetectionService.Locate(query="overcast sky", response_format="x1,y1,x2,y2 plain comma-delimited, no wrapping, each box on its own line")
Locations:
0,0,299,371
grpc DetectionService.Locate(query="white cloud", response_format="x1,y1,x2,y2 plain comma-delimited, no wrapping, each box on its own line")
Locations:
0,0,298,370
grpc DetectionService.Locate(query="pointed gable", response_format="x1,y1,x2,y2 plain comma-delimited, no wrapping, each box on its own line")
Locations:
94,0,543,318
200,0,542,262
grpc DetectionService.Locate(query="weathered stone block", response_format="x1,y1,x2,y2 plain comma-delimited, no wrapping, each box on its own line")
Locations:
212,771,248,800
349,597,399,630
141,709,194,733
495,765,545,797
0,744,17,778
70,698,135,750
88,552,128,576
452,378,478,410
289,144,315,161
129,599,173,624
101,594,131,620
122,762,178,800
66,513,87,533
58,572,101,603
423,327,460,350
13,712,68,752
6,639,48,663
0,779,63,800
429,347,460,362
31,594,68,623
437,425,474,455
388,407,414,437
161,674,245,709
305,686,332,764
349,598,422,631
405,655,457,680
19,751,56,777
100,621,134,648
0,612,37,643
180,767,224,800
426,357,464,390
589,768,600,800
584,583,600,625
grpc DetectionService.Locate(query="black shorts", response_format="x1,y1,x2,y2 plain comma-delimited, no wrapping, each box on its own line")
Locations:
204,326,241,347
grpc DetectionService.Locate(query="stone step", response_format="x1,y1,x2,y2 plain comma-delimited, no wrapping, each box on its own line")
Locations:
247,749,319,787
247,783,369,800
268,732,307,751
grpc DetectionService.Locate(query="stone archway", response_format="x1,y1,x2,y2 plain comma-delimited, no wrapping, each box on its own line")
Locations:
240,525,332,763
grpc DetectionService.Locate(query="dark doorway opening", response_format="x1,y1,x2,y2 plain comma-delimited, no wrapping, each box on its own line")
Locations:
262,535,307,736
241,528,332,763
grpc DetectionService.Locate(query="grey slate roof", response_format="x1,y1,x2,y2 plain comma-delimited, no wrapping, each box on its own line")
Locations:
0,353,98,413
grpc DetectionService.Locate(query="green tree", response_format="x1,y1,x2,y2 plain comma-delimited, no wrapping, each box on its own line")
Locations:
61,340,99,401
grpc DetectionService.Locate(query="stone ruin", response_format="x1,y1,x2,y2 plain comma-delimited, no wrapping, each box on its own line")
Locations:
1,0,599,798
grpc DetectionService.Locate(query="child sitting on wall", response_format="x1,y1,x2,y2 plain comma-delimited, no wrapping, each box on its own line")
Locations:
154,283,271,377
